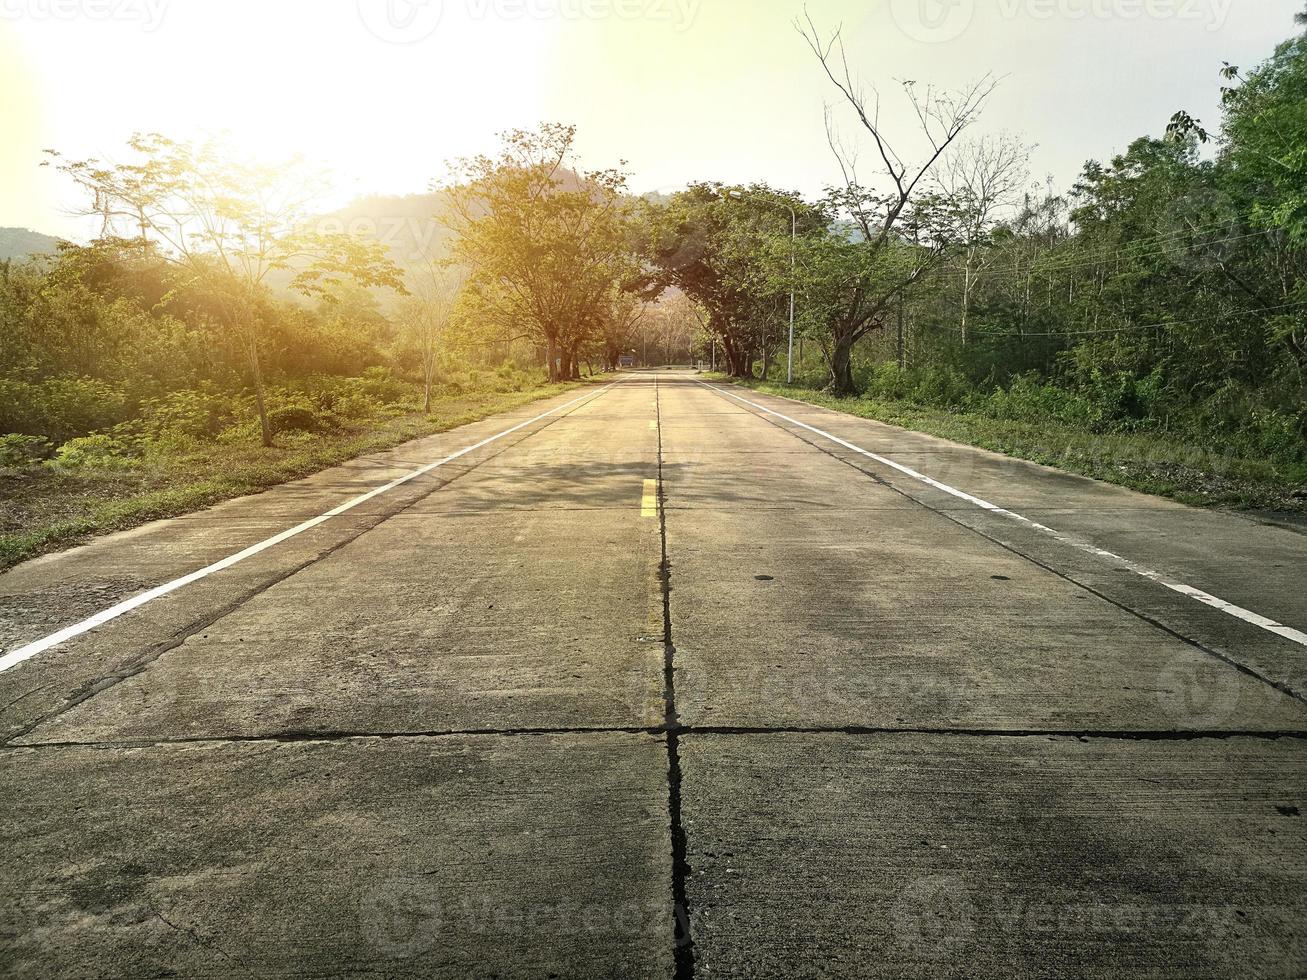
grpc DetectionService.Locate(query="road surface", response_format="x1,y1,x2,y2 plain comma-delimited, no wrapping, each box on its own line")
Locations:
1,370,1305,977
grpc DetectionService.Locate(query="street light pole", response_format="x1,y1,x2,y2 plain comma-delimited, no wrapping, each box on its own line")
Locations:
730,190,798,384
786,206,796,384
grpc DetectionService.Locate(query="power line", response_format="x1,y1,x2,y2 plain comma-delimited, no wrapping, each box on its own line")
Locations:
958,299,1307,340
926,228,1277,288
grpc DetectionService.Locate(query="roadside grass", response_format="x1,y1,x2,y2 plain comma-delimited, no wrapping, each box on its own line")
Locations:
0,378,597,572
712,376,1307,516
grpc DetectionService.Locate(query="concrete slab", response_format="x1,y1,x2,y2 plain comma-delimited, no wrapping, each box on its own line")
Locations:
19,508,665,743
701,385,1307,679
679,732,1307,978
0,385,621,741
662,387,1307,732
16,388,664,744
0,733,674,979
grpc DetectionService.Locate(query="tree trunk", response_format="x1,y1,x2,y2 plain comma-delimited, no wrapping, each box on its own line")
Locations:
422,350,435,414
830,336,857,397
247,332,273,447
546,336,559,382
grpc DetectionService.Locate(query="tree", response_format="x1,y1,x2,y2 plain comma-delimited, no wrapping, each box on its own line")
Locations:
640,183,820,377
798,14,997,393
46,134,404,445
939,135,1031,344
444,124,635,382
400,260,465,413
596,286,649,370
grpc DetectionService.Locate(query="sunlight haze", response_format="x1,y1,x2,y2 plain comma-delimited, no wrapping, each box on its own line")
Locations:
1,0,1298,236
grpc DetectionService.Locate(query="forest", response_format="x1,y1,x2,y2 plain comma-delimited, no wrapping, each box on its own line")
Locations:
1,9,1304,566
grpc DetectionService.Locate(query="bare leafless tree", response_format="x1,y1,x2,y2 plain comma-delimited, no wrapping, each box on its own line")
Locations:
797,12,998,392
401,259,465,413
940,134,1031,343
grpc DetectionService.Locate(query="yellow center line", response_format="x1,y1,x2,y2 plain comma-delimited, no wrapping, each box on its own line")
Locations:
641,479,658,519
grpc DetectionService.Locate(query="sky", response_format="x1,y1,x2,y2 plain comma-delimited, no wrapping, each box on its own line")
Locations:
1,0,1300,239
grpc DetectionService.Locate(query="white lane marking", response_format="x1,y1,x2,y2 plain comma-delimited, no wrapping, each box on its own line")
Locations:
699,381,1307,650
0,383,620,675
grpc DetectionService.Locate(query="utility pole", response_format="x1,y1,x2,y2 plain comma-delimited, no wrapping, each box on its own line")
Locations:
786,206,796,384
896,294,906,371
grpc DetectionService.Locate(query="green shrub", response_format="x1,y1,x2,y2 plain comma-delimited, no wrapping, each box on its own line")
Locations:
52,434,138,470
134,385,248,440
357,366,411,404
268,407,327,436
0,434,54,469
0,377,130,442
328,392,383,420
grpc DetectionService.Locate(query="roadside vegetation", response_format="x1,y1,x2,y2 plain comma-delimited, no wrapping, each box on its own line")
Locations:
3,8,1305,567
0,371,587,571
645,10,1307,510
728,376,1307,514
0,132,646,570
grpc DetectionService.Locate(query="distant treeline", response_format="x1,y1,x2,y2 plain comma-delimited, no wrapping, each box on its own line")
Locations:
640,14,1307,464
3,14,1304,473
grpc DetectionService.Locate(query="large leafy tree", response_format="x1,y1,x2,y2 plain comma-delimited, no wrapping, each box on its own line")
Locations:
445,124,636,381
47,134,404,445
640,182,820,378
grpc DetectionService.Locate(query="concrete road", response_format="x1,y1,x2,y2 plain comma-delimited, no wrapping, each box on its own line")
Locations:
2,371,1305,978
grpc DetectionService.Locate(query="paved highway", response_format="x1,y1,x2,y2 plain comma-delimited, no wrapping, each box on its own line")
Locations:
2,371,1305,977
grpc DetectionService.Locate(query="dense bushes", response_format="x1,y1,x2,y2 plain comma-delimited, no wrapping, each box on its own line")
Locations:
775,20,1307,470
0,245,556,476
0,377,131,442
838,360,1306,464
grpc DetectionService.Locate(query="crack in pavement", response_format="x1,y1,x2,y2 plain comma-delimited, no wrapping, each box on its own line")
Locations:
148,906,256,978
9,724,1307,752
657,374,697,980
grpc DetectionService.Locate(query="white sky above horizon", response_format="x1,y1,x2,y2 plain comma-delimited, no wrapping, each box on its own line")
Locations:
1,0,1299,240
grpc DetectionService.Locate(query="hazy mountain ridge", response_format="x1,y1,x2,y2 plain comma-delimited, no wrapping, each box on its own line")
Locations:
0,228,61,262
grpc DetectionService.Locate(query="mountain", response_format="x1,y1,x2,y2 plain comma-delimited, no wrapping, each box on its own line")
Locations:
0,228,61,262
321,191,456,271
